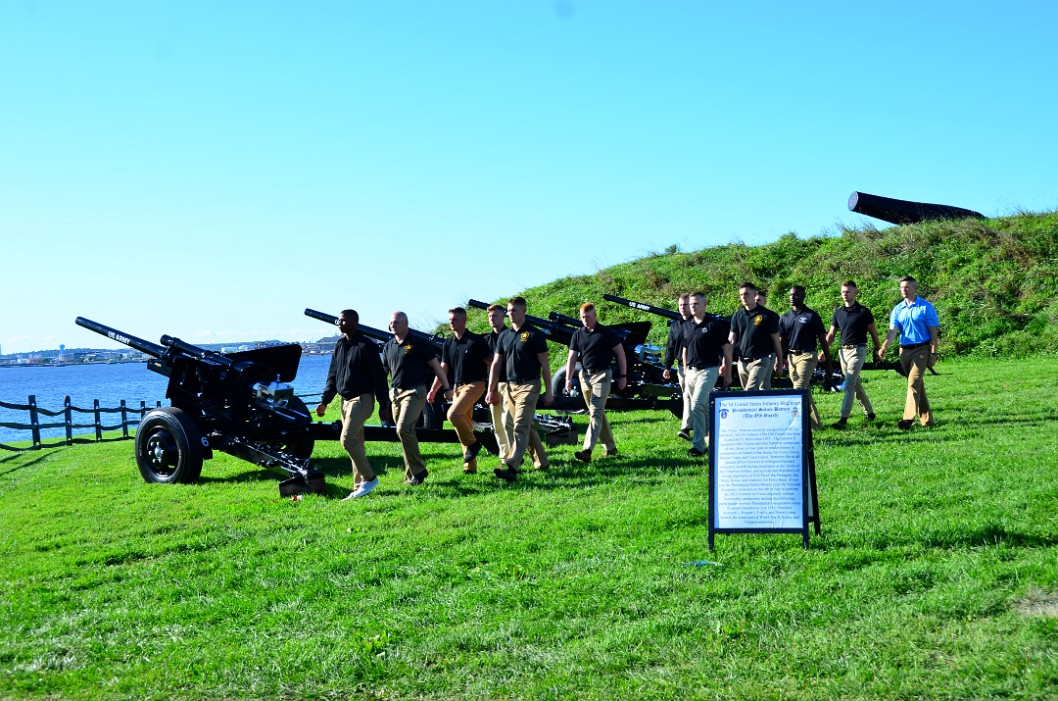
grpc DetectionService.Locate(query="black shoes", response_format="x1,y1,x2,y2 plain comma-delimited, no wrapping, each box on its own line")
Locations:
406,469,429,485
687,447,706,458
832,418,848,429
573,449,592,463
493,466,518,482
897,420,914,431
463,440,483,463
677,429,692,442
866,413,877,422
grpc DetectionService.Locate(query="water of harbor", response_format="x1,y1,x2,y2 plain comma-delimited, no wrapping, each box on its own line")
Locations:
0,354,333,444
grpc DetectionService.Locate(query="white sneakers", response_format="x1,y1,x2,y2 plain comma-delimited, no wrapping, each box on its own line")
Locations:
342,477,379,500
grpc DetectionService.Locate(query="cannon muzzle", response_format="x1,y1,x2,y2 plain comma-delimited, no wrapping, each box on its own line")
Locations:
75,317,167,357
849,191,985,225
602,294,681,322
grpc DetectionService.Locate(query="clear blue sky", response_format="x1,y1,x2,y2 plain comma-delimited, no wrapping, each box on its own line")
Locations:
2,1,1055,355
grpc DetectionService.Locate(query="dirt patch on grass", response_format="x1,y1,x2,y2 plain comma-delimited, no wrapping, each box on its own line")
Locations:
1014,586,1058,618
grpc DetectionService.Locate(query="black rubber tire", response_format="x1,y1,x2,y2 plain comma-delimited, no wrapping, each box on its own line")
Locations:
551,365,587,414
135,407,205,484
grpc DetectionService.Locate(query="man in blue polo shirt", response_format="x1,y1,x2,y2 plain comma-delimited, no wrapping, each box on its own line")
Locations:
877,276,940,429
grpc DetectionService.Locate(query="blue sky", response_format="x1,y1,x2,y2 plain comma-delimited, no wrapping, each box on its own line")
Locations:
2,1,1055,355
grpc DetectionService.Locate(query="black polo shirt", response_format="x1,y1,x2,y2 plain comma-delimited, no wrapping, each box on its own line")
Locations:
779,306,826,353
570,324,620,374
486,328,509,382
442,331,492,385
382,336,439,390
730,305,780,359
683,317,731,369
664,318,688,369
496,323,548,384
832,303,875,347
320,331,390,407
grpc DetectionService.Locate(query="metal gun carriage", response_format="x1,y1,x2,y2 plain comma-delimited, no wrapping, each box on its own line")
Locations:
75,317,324,496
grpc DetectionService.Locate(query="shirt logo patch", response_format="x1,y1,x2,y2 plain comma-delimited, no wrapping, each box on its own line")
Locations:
520,332,530,342
403,344,413,354
753,315,763,326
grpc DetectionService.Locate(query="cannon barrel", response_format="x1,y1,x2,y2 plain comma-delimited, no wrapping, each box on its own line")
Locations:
304,308,441,348
848,191,985,225
602,293,681,322
75,317,167,357
160,334,238,369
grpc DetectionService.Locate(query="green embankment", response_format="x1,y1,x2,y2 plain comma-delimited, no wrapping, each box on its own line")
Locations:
464,211,1058,358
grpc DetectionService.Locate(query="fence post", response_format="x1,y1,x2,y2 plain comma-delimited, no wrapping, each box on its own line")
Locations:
29,395,41,449
94,399,102,441
140,400,147,420
65,396,73,445
120,400,129,439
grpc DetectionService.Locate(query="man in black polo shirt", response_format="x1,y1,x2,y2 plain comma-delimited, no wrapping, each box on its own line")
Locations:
485,303,514,463
779,285,833,430
682,291,733,457
662,293,694,441
728,281,782,390
428,307,492,474
565,302,628,463
383,310,451,486
487,296,553,482
824,280,880,428
316,309,393,499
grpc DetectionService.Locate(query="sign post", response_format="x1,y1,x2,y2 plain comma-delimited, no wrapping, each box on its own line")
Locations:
708,389,820,550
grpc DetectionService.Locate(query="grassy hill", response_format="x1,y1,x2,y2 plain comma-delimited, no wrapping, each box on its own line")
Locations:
465,211,1058,358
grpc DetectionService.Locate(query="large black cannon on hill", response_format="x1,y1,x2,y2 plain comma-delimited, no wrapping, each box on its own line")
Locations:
75,317,324,496
849,191,985,225
466,299,683,416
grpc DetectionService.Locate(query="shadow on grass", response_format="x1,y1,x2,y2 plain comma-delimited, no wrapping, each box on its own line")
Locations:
0,450,57,477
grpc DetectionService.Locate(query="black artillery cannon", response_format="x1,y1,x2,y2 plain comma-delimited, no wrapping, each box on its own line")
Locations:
849,191,985,225
75,317,324,496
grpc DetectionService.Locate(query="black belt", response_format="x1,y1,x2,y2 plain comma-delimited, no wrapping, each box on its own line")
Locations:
842,344,866,349
900,341,929,350
742,353,774,361
687,364,719,370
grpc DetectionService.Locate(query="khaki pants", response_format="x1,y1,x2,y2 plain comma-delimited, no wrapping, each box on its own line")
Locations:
839,345,874,419
899,345,934,426
489,381,513,461
738,354,775,391
340,393,376,489
678,364,691,432
504,381,548,470
391,386,428,480
450,381,486,469
787,351,821,429
685,366,719,452
579,369,615,452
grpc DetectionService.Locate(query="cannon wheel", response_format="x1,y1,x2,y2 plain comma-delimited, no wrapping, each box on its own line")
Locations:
135,407,205,484
551,365,587,414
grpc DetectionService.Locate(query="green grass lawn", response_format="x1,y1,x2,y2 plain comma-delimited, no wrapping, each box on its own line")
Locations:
2,356,1057,700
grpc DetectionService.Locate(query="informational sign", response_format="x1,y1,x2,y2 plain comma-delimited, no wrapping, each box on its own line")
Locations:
708,390,819,549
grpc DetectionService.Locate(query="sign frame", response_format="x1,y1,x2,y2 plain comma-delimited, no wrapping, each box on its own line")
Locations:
707,389,820,550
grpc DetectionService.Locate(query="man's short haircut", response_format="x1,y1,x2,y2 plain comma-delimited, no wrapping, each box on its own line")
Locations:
900,275,917,285
393,311,408,323
739,281,758,292
580,302,595,313
508,296,528,309
689,290,706,299
678,292,691,301
448,307,467,317
339,309,359,324
486,304,505,313
842,280,857,288
790,285,806,295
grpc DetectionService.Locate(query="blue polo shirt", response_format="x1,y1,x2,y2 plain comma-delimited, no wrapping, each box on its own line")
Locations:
889,297,939,345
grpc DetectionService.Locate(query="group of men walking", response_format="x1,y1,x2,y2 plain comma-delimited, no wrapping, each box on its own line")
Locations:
319,276,939,499
661,276,940,454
